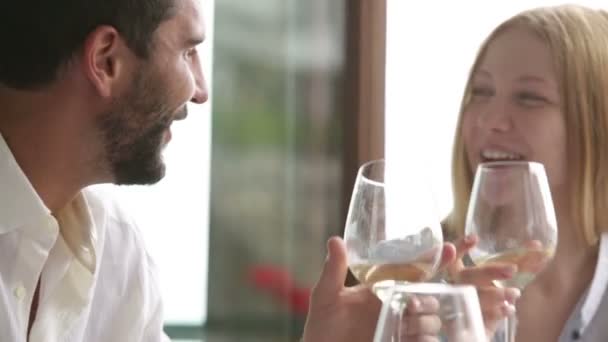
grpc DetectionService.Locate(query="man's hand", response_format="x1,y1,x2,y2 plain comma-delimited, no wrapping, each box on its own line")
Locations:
302,237,456,342
302,237,381,342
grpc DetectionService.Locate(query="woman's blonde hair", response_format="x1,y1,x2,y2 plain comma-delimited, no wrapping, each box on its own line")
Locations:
446,5,608,245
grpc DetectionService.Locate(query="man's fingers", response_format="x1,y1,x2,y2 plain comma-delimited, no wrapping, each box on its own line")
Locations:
310,237,348,304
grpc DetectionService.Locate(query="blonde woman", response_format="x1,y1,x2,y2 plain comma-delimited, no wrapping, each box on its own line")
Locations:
445,4,608,341
304,4,608,342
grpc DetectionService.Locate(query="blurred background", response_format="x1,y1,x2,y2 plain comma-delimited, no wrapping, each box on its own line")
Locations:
98,0,607,341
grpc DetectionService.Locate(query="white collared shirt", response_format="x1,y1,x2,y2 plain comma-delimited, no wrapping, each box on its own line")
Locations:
489,233,608,341
558,233,608,341
0,134,170,341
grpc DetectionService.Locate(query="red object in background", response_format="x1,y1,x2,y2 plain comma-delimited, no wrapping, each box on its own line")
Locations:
248,265,311,316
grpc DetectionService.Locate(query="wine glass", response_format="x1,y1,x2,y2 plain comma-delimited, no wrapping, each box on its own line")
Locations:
344,159,443,301
465,161,558,342
374,283,487,342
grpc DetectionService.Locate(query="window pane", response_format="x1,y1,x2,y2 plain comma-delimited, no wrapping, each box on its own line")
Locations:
385,0,608,220
209,0,346,339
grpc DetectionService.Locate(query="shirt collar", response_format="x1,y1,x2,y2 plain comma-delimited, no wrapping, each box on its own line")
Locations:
0,133,51,234
580,232,608,330
0,133,97,273
55,192,98,273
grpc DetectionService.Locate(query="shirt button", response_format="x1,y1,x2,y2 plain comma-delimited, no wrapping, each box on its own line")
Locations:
13,285,26,301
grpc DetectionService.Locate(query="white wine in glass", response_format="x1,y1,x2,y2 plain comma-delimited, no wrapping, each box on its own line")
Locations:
349,260,433,286
465,161,558,341
472,245,554,289
344,159,443,300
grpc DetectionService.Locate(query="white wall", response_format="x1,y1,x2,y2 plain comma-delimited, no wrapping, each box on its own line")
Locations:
385,0,607,220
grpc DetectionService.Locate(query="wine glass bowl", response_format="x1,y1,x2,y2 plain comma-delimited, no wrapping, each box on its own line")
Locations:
465,161,558,342
373,283,488,342
466,161,558,290
344,159,443,299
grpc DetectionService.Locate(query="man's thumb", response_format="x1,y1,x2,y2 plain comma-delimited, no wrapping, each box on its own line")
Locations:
312,236,348,302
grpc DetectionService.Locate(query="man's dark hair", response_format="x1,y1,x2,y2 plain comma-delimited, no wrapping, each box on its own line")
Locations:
0,0,175,90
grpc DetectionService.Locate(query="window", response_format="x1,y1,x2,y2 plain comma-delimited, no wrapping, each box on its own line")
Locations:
206,1,347,340
385,0,608,221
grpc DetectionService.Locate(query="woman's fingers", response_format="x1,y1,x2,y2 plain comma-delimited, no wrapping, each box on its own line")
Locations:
454,235,479,260
478,286,521,306
402,315,442,337
396,287,520,341
475,286,518,338
401,335,440,342
406,295,440,315
455,263,517,285
519,241,552,273
444,235,478,279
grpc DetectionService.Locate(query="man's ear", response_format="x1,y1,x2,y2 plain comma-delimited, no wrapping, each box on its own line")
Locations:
81,25,132,98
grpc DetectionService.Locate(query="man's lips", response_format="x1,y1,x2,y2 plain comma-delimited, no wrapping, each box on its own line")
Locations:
163,127,172,143
174,107,188,121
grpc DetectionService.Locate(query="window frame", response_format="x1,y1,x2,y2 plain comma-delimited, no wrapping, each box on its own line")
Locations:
165,0,387,338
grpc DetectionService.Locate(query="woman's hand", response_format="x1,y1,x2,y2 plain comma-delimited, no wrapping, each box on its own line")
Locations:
442,235,521,339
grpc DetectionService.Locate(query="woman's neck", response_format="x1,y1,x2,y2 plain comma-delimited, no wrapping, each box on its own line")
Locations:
534,210,599,296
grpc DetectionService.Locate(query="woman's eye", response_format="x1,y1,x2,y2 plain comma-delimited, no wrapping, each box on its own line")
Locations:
517,92,547,106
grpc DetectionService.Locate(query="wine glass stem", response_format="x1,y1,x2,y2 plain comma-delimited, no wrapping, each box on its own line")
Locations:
505,315,518,342
394,303,406,342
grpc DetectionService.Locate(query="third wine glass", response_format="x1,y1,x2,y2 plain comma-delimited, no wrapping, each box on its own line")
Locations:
465,161,558,341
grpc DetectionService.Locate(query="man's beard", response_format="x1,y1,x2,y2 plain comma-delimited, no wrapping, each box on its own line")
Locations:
97,67,180,185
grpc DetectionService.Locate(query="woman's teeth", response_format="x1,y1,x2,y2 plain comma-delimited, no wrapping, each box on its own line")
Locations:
481,149,522,161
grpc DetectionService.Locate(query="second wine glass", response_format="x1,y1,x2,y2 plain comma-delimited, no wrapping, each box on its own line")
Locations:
465,161,558,341
374,283,487,342
344,159,444,300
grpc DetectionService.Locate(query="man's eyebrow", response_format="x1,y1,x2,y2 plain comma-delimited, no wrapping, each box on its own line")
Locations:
185,36,205,47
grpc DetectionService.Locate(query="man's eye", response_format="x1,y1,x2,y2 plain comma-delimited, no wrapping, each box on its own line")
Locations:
471,87,494,97
185,48,198,58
